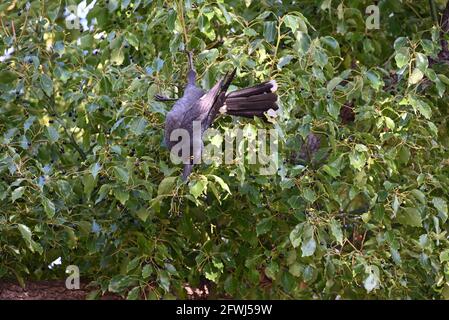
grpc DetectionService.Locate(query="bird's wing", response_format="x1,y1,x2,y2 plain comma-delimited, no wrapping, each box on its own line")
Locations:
180,69,236,129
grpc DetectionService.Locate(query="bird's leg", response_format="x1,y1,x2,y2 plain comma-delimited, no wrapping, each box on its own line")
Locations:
154,94,178,102
187,50,194,71
186,50,196,85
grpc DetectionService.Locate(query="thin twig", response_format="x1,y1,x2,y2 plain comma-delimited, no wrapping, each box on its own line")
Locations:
269,17,283,77
11,20,16,39
0,16,11,37
18,6,30,41
176,0,189,47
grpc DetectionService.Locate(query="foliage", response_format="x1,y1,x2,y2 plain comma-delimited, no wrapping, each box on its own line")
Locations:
1,0,449,299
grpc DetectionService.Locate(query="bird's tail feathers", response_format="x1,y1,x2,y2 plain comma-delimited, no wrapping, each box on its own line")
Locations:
222,80,278,118
221,68,237,91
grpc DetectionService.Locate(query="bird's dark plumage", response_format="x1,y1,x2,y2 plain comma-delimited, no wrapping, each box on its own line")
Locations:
160,52,278,180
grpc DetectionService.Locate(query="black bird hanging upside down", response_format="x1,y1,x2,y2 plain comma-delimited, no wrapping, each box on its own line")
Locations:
156,51,279,180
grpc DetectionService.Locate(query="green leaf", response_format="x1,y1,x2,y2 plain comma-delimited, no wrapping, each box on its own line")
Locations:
0,70,17,84
24,116,36,132
142,264,153,279
189,179,207,198
91,162,101,179
364,272,379,293
114,166,129,184
397,207,422,227
136,207,151,222
121,0,131,10
127,257,140,273
263,21,276,43
432,197,448,223
108,275,135,293
114,189,129,205
210,175,231,194
277,55,294,69
295,31,311,54
11,187,25,202
17,224,32,244
158,271,170,292
83,174,96,199
158,177,177,196
410,189,426,205
289,263,302,277
321,36,340,52
79,34,93,49
326,99,340,119
288,195,302,209
302,187,316,203
47,126,60,144
111,48,125,66
265,261,279,280
256,218,272,236
320,0,332,10
349,151,366,171
289,223,303,248
384,117,395,130
392,195,401,215
415,53,428,71
40,74,53,96
129,117,147,135
366,71,383,90
409,97,432,119
440,250,449,263
127,287,140,300
409,68,424,85
17,223,42,255
284,15,307,34
395,48,409,68
394,37,408,50
301,236,316,257
327,77,343,92
329,219,343,245
41,197,55,218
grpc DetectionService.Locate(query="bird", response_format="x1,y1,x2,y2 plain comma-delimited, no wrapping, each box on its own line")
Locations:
156,51,278,180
